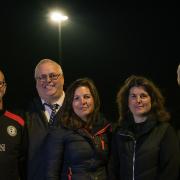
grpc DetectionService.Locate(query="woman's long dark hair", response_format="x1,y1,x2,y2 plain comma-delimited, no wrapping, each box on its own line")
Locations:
60,78,100,129
117,75,170,123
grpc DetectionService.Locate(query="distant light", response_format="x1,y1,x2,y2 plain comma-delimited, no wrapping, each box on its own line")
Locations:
50,12,68,23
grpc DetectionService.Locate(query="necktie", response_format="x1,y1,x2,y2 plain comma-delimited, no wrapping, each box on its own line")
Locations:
44,103,59,126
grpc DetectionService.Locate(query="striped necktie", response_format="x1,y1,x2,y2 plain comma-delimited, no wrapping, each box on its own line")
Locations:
44,103,59,126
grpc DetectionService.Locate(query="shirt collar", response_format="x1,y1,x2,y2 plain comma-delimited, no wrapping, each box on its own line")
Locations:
41,91,65,107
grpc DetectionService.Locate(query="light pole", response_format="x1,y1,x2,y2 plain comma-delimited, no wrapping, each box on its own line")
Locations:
50,11,68,62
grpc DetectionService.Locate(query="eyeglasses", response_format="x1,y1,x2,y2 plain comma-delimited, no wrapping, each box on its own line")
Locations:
0,81,6,88
36,73,62,82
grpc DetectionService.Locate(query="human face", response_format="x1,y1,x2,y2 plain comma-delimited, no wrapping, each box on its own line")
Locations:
72,86,94,122
128,86,151,123
36,62,64,103
0,71,6,100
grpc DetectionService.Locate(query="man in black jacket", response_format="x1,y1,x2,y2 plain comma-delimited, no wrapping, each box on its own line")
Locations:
0,69,27,180
26,59,65,180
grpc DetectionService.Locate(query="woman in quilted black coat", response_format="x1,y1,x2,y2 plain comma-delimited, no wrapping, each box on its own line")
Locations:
45,78,112,180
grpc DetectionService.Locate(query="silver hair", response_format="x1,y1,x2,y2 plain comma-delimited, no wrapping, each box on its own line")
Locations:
34,59,63,78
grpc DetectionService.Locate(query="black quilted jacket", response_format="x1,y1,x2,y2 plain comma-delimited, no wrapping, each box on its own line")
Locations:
45,115,112,180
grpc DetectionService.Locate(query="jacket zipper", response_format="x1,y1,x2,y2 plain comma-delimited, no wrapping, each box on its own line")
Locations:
118,133,136,180
94,123,111,150
83,123,111,150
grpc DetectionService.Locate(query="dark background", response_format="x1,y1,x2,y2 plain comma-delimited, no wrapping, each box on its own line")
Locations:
0,1,180,121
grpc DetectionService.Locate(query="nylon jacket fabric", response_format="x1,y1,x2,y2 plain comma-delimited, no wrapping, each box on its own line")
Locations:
108,118,180,180
45,115,112,180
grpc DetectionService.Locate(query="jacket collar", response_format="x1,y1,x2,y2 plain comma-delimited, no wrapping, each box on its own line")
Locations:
118,115,157,138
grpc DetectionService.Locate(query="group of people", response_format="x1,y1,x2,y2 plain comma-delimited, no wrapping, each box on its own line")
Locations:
0,58,180,180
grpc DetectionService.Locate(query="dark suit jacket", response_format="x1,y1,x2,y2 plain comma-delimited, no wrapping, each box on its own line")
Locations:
25,97,61,180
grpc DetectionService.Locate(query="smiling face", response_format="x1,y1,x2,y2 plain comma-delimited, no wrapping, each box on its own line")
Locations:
72,86,94,122
128,86,151,123
35,61,64,103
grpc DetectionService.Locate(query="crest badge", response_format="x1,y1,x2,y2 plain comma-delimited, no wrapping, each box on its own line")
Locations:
7,126,17,137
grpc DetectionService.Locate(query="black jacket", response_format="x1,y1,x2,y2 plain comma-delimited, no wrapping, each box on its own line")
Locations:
108,118,180,180
0,109,27,180
45,115,112,180
170,107,180,145
25,98,61,180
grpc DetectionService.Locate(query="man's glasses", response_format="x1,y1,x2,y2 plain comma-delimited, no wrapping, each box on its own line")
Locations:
0,81,6,88
36,73,62,82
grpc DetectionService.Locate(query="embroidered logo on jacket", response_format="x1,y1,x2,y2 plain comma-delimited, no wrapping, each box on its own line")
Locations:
7,126,17,137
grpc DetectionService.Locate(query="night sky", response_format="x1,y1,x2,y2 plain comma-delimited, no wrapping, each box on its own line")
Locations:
0,1,179,120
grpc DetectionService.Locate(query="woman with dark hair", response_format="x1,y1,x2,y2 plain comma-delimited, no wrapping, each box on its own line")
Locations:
109,75,179,180
45,78,112,180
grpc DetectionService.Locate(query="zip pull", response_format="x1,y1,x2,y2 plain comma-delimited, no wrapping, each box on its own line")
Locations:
68,167,72,180
101,139,105,150
100,136,105,150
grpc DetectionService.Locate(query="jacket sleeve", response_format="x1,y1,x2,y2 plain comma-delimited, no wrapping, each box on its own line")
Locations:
45,127,65,180
157,125,180,180
108,133,120,180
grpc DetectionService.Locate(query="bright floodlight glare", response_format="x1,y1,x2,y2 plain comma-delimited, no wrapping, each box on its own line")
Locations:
50,12,68,22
